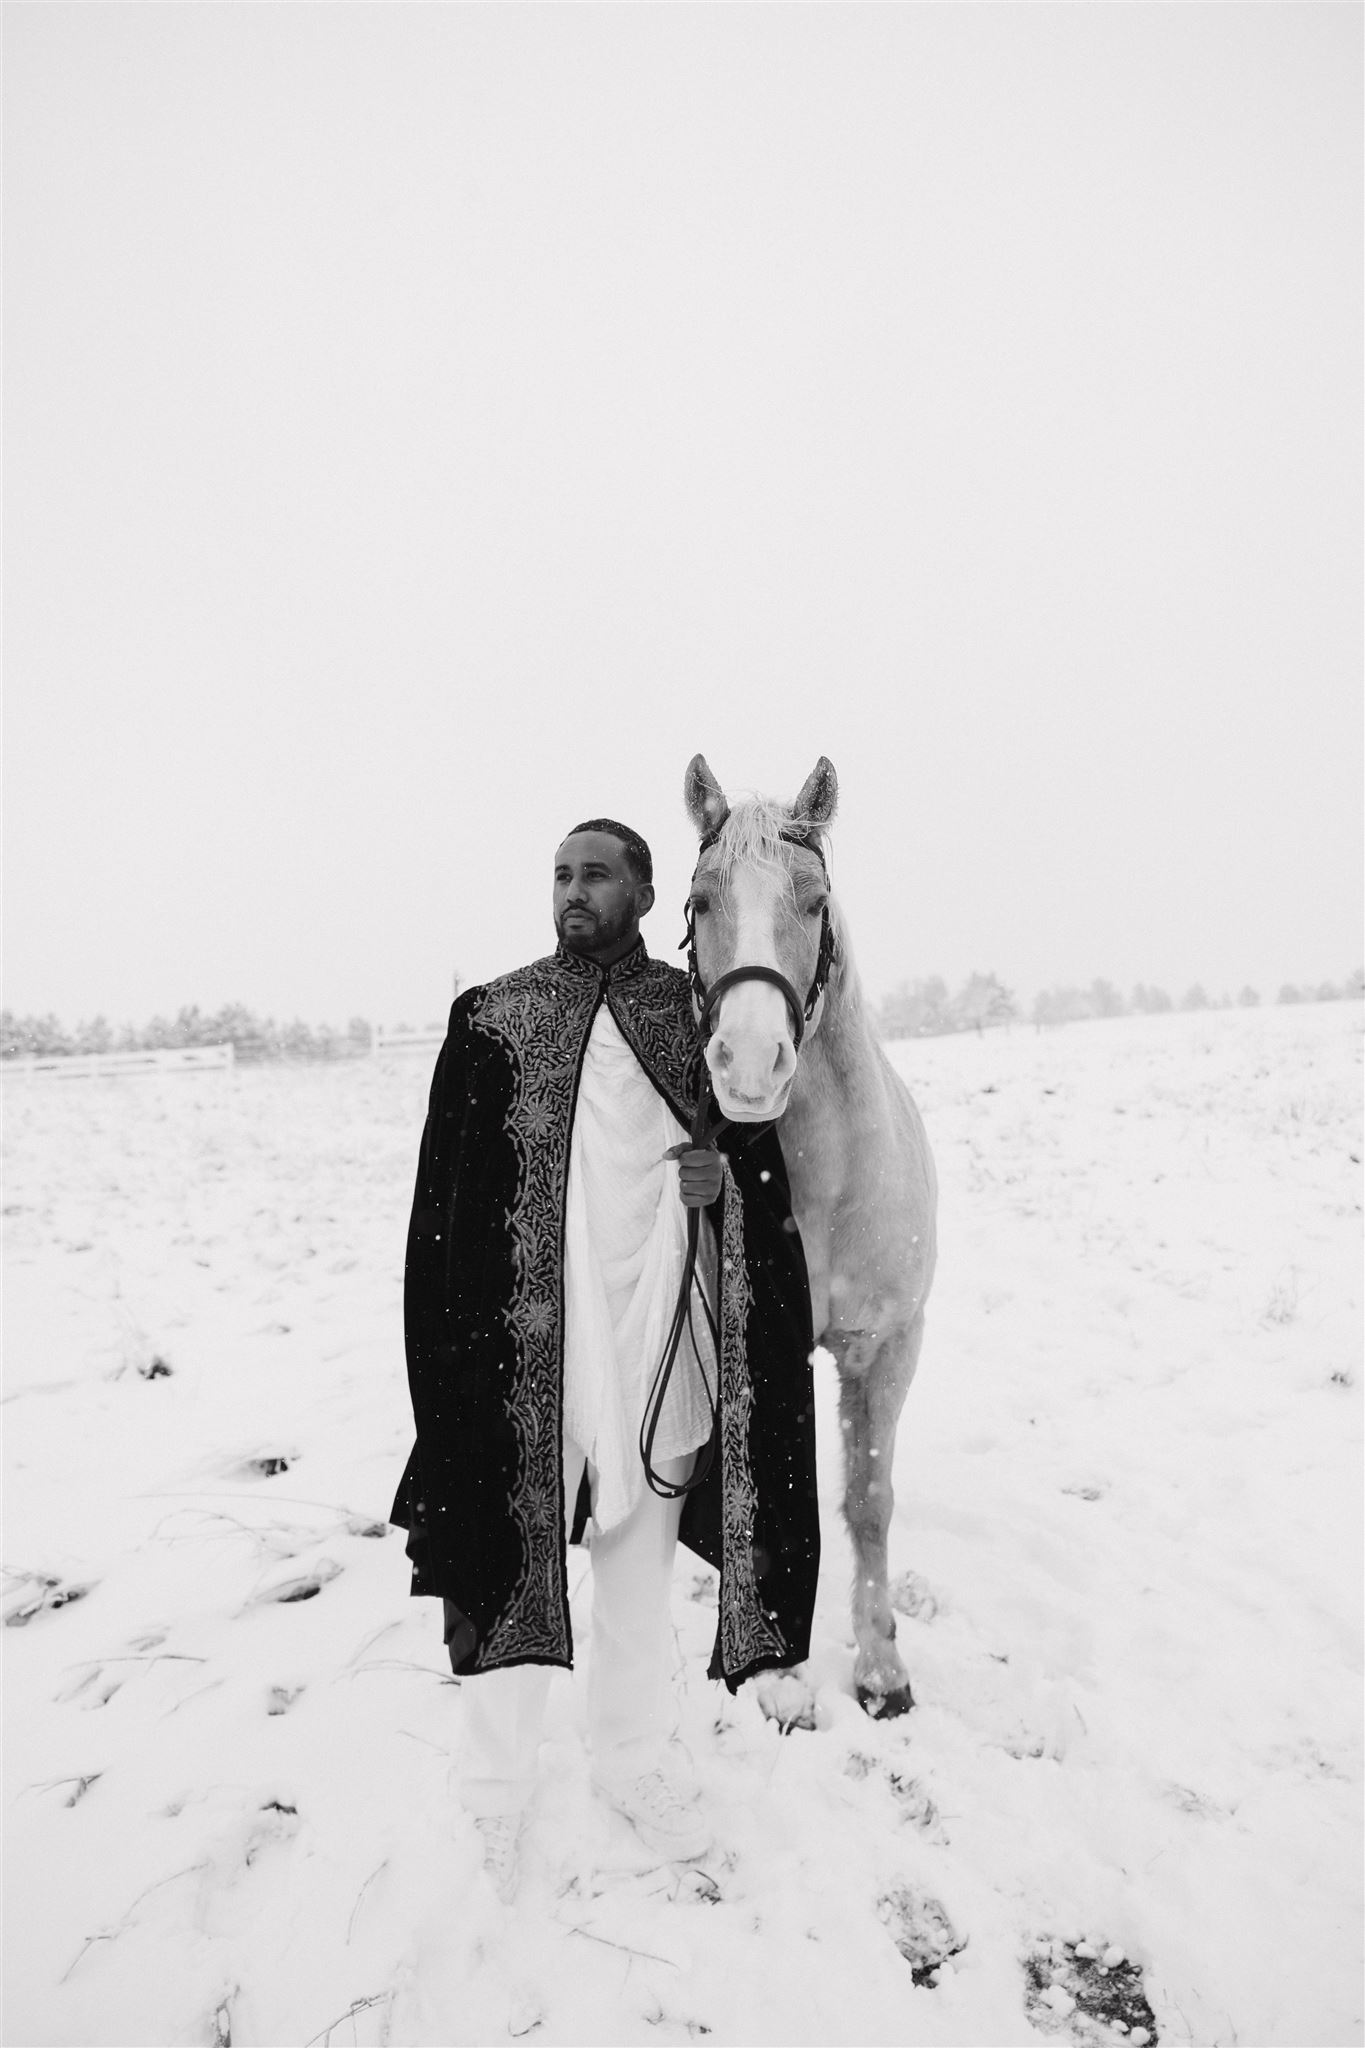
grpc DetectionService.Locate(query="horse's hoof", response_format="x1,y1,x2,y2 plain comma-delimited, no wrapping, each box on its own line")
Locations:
857,1681,915,1719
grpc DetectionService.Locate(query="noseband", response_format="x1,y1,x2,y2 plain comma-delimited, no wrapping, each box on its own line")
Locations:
679,826,837,1052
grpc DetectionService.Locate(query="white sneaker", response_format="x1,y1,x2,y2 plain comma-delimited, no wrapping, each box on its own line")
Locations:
597,1767,711,1862
474,1813,522,1902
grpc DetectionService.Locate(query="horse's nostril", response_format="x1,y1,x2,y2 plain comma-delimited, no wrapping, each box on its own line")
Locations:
714,1040,733,1070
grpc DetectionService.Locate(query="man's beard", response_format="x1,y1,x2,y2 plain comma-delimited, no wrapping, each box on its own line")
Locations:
555,905,632,958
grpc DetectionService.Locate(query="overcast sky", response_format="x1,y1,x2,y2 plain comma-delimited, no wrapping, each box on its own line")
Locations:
5,3,1361,1027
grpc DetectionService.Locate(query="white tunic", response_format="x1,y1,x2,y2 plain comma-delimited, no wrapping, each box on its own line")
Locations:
562,1004,718,1531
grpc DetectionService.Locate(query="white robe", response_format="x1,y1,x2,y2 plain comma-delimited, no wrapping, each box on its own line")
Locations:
562,1004,718,1531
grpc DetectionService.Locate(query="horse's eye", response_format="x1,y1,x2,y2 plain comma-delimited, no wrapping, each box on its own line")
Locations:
806,896,828,917
690,895,710,916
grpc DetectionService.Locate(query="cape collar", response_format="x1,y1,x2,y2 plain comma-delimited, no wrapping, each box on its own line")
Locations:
551,936,652,986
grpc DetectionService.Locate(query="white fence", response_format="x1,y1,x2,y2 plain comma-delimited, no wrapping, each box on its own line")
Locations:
4,1044,235,1082
373,1025,446,1060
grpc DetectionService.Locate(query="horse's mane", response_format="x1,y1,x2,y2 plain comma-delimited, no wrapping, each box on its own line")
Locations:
705,793,830,889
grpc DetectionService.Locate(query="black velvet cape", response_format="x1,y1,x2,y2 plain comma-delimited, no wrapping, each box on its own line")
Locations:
389,938,820,1693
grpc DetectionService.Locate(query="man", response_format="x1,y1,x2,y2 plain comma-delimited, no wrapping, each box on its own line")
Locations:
390,818,819,1901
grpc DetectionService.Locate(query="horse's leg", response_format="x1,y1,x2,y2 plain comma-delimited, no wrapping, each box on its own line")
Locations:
833,1315,924,1718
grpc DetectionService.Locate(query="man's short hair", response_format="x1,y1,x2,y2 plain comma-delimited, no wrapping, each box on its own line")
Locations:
565,818,653,885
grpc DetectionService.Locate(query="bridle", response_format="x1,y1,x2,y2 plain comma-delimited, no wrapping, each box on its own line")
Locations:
640,822,837,1501
679,825,838,1053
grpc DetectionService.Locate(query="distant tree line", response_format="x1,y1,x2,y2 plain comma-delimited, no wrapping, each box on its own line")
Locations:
875,973,1017,1039
874,968,1365,1040
0,1004,380,1063
4,968,1362,1060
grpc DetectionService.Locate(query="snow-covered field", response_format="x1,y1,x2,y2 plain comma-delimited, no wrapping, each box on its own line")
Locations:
4,1001,1361,2048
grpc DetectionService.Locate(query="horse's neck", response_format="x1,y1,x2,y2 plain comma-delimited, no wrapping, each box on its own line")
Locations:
782,958,876,1148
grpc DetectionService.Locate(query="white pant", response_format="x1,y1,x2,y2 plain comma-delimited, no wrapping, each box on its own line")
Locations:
458,1438,690,1817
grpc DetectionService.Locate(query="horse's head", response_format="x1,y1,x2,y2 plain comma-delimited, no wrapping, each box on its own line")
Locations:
683,753,839,1123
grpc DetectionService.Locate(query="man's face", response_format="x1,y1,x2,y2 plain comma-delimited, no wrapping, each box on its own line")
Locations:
553,832,655,964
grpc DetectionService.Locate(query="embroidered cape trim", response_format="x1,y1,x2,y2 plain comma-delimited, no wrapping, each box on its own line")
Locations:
716,1153,787,1673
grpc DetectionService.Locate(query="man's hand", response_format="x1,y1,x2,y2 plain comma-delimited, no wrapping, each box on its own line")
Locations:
665,1143,723,1207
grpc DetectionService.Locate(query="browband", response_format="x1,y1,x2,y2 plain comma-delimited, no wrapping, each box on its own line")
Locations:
695,823,829,876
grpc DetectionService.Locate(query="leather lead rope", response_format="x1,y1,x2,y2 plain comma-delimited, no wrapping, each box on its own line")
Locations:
639,1066,729,1500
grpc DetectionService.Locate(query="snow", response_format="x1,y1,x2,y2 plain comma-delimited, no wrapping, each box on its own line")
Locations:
4,1001,1361,2047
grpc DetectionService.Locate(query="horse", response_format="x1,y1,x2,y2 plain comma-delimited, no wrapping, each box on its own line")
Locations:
683,753,938,1718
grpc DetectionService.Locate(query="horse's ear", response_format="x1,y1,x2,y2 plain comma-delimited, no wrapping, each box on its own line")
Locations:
793,756,838,829
684,754,729,837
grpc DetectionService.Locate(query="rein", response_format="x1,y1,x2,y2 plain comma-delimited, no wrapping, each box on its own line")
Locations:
638,823,837,1501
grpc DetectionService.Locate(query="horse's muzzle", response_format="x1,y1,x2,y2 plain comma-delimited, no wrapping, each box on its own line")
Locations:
706,1061,795,1124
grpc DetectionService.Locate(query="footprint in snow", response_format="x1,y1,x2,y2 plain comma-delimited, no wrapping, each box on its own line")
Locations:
842,1755,945,1837
4,1572,95,1627
230,1452,294,1479
1006,1732,1051,1761
508,1987,544,2038
752,1667,819,1732
885,1769,945,1837
1023,1937,1159,2045
1163,1782,1233,1821
194,1796,308,1928
109,1348,174,1381
244,1799,300,1866
877,1885,966,1985
250,1559,342,1606
889,1570,940,1621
